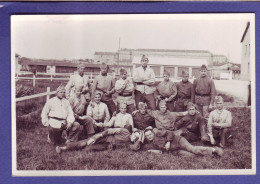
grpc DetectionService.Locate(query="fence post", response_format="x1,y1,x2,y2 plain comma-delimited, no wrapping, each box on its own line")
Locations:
46,87,50,101
51,74,53,82
33,75,36,87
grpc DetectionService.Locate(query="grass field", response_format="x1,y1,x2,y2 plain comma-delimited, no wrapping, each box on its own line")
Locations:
15,81,252,170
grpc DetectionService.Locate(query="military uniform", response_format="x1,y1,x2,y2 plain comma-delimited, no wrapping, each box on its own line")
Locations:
156,80,177,112
175,81,194,112
193,74,216,118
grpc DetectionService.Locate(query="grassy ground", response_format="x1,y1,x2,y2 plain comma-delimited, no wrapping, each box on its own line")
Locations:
15,81,252,170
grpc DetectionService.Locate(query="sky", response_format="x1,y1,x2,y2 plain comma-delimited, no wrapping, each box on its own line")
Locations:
12,14,254,63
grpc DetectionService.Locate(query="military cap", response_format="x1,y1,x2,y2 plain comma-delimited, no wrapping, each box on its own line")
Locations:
200,64,207,71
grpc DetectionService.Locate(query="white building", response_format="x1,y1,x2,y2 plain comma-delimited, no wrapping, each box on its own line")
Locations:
240,22,251,81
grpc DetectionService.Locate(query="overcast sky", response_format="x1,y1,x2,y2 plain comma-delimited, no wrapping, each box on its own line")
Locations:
12,14,254,63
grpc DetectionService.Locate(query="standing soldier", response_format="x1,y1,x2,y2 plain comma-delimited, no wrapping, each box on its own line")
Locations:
175,71,195,112
115,68,135,114
65,63,91,99
92,62,116,116
133,55,156,110
155,70,177,112
193,64,216,119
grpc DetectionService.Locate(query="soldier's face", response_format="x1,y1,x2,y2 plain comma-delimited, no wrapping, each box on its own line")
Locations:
182,75,189,82
84,93,91,102
121,72,127,80
200,69,207,77
188,106,196,116
120,106,127,114
163,74,170,81
159,105,167,113
94,94,101,103
57,90,65,99
145,130,155,141
141,60,149,67
140,109,146,114
216,101,224,110
101,68,108,75
75,88,82,97
78,67,84,76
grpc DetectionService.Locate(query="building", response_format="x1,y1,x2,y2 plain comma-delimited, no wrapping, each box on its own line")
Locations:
212,55,228,66
17,56,133,76
210,63,241,80
132,55,208,78
240,22,251,81
94,52,118,65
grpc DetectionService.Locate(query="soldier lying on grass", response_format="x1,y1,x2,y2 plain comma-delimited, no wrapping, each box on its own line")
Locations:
130,126,224,157
56,103,133,153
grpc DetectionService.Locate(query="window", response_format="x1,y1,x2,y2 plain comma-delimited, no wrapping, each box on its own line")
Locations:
164,67,175,77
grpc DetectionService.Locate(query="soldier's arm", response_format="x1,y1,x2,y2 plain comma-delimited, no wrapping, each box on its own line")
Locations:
168,82,177,101
191,83,195,103
210,79,216,105
104,105,111,124
41,100,51,126
91,77,98,99
115,80,127,94
217,111,232,128
65,76,73,99
143,70,155,85
133,69,143,83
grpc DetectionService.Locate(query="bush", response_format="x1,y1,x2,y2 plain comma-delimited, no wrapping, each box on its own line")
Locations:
16,84,34,98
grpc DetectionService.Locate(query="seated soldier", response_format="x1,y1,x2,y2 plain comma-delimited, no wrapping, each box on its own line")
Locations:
55,103,132,153
86,92,110,133
41,85,81,145
174,102,210,142
103,103,134,133
133,100,188,131
132,102,155,130
207,96,232,148
115,68,135,114
130,126,224,157
69,85,96,138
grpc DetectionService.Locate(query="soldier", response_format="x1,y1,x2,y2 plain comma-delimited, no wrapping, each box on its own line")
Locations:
155,70,177,112
130,126,224,157
69,85,96,138
174,102,210,142
193,64,216,119
207,96,232,148
175,71,195,112
41,85,81,145
65,63,91,99
115,68,135,114
133,55,156,110
92,62,116,116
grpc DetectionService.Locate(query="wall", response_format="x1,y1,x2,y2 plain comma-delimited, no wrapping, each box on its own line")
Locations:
240,25,251,81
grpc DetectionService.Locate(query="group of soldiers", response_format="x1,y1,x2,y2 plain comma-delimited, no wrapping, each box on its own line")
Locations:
41,55,232,157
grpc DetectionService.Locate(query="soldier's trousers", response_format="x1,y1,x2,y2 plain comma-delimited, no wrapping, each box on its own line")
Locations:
135,90,156,110
64,128,131,151
48,121,80,145
176,137,213,156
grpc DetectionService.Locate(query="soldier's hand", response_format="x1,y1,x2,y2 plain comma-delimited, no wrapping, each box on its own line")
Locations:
132,110,139,116
165,141,171,150
66,123,72,131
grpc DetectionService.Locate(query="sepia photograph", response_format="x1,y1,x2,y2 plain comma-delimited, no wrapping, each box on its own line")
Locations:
11,14,255,176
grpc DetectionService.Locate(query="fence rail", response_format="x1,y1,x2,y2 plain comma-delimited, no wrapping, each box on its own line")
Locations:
16,87,56,102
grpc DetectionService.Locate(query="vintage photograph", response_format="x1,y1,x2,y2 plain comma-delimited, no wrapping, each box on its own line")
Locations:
11,14,255,176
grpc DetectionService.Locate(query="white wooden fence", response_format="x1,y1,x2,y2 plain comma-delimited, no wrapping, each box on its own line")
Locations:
16,87,56,102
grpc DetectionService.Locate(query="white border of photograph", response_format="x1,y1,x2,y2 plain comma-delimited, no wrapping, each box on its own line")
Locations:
11,13,256,176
